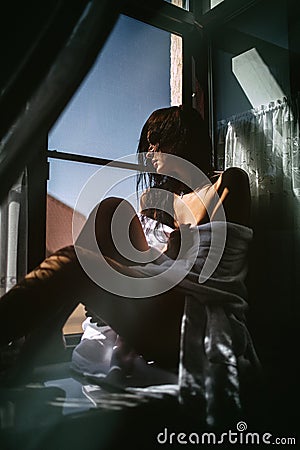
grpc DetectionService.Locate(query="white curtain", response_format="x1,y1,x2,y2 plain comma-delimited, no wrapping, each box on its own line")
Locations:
217,96,300,370
224,97,299,198
0,171,27,297
217,97,300,230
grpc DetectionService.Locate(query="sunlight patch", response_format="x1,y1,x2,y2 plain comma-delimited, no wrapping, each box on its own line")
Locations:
232,48,285,107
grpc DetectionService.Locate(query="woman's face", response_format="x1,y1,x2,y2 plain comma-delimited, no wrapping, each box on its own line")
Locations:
146,144,164,173
146,143,180,177
145,130,180,176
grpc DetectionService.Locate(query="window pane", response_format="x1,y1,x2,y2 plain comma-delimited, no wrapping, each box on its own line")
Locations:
47,158,138,255
0,173,27,295
47,159,138,334
204,0,224,12
49,15,182,160
164,0,190,10
211,0,224,8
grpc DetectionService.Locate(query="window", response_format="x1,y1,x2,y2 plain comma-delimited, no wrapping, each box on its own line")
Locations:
202,0,224,13
47,14,183,333
164,0,190,10
210,0,224,8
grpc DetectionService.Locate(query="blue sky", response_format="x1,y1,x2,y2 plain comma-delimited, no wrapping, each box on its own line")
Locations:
48,14,171,217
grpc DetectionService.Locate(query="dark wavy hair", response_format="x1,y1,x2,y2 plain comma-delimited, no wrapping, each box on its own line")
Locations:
136,105,213,227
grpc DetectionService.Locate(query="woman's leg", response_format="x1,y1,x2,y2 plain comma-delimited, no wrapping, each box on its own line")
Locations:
0,197,146,345
0,246,84,345
0,246,87,380
82,281,185,370
77,197,185,368
76,197,149,267
0,197,184,369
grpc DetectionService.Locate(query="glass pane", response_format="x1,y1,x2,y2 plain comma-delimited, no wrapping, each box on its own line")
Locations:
47,159,138,334
211,0,224,7
164,0,190,10
209,0,224,10
47,158,138,235
49,14,182,160
0,173,27,295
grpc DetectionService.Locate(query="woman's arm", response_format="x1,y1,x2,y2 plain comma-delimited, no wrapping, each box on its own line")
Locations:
212,167,251,227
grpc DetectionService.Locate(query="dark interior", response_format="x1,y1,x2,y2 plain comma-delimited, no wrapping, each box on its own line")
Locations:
0,1,299,448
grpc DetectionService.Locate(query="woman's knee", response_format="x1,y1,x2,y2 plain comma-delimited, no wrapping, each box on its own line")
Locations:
94,197,137,257
95,197,135,234
97,197,132,214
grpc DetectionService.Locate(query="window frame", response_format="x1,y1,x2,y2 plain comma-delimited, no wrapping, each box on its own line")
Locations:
41,2,205,336
46,1,200,168
45,2,205,207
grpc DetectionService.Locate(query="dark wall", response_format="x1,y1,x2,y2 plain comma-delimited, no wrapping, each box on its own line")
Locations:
0,1,88,140
212,0,290,120
1,2,60,91
288,0,300,96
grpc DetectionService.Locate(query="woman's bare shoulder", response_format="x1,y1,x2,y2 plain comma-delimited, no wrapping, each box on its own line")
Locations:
221,167,249,181
213,167,251,226
213,167,250,190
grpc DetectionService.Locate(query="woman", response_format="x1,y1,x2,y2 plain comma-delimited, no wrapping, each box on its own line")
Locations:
0,105,253,379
